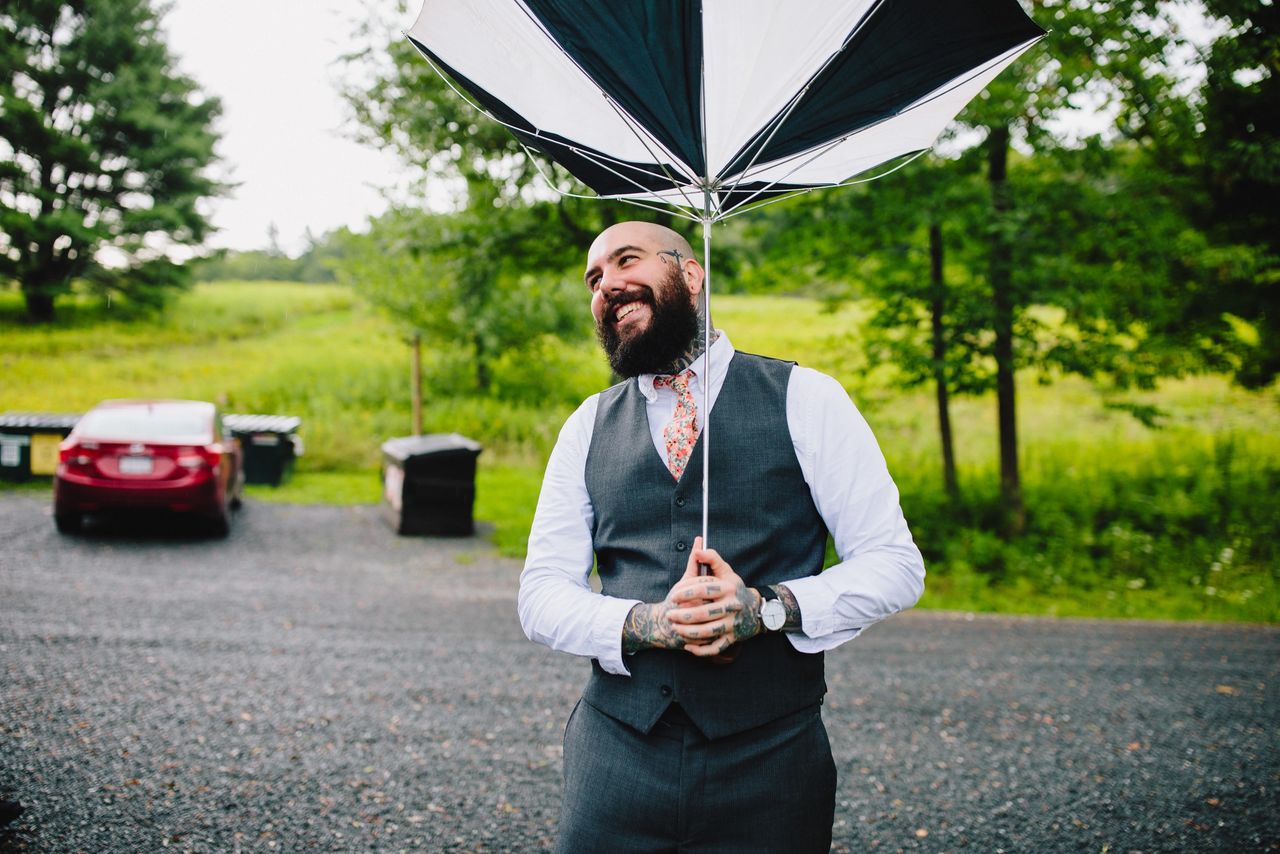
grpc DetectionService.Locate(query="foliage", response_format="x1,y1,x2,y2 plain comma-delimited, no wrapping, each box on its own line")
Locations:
0,0,225,321
190,227,360,284
338,203,599,393
744,2,1213,529
1173,0,1280,388
746,153,993,391
900,432,1279,623
191,249,302,284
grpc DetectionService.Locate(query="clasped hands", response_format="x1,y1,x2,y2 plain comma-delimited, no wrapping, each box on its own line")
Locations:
622,537,763,658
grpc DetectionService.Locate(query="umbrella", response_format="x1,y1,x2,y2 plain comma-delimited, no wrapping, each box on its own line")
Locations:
406,0,1045,555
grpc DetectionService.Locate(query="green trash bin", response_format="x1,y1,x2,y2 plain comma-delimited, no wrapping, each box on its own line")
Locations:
222,414,302,486
0,413,80,481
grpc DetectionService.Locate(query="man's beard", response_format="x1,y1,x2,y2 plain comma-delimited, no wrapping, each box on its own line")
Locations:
596,266,701,378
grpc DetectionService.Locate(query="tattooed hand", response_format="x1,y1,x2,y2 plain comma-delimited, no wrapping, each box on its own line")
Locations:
620,535,753,656
621,600,686,654
665,537,763,658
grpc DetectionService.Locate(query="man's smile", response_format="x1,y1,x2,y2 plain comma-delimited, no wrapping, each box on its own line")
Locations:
615,300,650,326
607,294,652,331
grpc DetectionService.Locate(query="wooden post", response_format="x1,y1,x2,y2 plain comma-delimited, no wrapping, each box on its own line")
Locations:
411,332,423,437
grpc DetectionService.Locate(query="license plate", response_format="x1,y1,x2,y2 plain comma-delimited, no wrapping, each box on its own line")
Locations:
119,455,154,474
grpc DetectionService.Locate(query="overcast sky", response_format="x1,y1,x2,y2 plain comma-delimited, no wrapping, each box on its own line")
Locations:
162,0,406,255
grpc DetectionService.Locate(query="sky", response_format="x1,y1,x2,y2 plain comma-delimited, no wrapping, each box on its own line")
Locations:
162,0,407,256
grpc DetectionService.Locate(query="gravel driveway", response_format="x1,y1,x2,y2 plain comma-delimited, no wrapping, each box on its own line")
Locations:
1,494,1276,853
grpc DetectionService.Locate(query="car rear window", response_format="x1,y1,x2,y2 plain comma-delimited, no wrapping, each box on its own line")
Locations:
78,406,212,441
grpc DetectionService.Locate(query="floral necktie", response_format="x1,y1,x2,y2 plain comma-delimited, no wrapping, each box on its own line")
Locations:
654,369,698,481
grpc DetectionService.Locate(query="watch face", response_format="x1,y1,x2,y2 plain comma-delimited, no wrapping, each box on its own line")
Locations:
761,599,786,631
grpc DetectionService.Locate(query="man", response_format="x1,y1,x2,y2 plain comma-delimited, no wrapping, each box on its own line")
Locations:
519,220,925,853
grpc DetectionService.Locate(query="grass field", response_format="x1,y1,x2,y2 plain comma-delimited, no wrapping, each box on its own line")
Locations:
3,281,1276,623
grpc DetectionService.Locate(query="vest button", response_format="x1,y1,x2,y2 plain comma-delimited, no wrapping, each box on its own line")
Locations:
675,496,685,507
676,541,686,552
660,685,672,697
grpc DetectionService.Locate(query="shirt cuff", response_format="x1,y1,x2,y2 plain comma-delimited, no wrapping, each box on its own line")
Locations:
592,596,643,676
786,626,862,653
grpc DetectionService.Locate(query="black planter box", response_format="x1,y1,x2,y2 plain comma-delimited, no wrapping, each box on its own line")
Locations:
381,434,482,536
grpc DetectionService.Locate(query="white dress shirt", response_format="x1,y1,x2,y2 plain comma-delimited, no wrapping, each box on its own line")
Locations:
518,333,925,676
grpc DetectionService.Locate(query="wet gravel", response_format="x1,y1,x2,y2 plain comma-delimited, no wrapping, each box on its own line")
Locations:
0,493,1276,853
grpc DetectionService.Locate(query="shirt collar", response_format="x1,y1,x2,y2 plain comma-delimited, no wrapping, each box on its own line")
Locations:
638,332,735,402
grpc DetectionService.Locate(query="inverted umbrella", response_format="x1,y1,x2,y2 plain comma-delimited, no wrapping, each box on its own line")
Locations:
406,0,1045,552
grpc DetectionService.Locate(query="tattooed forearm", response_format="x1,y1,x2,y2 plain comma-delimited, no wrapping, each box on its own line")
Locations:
622,603,682,654
772,584,802,631
730,581,763,642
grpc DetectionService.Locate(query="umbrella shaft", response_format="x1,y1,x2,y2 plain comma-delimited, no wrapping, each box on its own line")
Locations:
700,194,712,565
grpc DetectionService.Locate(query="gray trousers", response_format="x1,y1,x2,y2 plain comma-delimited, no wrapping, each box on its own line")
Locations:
556,700,837,854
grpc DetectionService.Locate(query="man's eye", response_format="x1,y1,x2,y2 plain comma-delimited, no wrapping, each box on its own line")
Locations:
620,255,637,265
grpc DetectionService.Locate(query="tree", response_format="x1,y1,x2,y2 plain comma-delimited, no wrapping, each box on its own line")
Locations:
748,12,1213,518
744,153,993,500
342,202,592,393
948,0,1194,532
0,0,224,321
1186,0,1278,388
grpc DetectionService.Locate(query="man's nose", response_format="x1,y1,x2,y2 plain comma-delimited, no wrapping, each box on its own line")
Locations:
599,269,623,293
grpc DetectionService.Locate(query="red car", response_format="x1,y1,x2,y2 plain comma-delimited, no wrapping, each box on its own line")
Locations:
54,400,244,536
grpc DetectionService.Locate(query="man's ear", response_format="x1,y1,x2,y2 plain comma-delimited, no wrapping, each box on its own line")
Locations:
684,259,705,297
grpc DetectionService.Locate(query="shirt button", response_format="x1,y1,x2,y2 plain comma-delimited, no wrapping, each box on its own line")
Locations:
676,541,686,552
660,685,672,697
675,496,685,507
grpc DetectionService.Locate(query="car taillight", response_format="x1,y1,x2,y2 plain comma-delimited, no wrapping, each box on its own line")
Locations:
59,443,100,468
179,445,222,470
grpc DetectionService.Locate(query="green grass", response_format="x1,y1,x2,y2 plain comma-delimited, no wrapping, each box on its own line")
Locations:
244,471,383,505
3,281,1276,623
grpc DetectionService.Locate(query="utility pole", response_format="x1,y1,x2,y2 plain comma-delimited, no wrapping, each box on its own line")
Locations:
411,333,423,436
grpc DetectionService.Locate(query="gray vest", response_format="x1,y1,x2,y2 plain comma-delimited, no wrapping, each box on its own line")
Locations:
583,352,829,740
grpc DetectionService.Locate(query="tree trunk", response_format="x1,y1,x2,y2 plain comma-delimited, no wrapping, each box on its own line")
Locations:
473,331,489,391
987,125,1024,535
929,222,959,500
23,288,56,323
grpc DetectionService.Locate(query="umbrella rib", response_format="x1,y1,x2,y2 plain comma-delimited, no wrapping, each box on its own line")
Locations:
715,0,889,211
527,140,705,220
508,1,705,213
521,144,703,222
411,45,701,191
721,35,1042,212
716,149,930,222
414,43,706,218
729,36,1040,188
613,196,706,223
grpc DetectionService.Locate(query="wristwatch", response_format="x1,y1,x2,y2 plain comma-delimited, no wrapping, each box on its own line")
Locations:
759,585,786,632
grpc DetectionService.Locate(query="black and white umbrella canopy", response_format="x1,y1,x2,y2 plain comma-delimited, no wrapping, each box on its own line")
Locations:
407,0,1045,221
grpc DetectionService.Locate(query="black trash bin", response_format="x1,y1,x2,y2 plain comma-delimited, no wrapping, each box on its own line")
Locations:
381,434,482,536
0,413,80,481
223,414,303,486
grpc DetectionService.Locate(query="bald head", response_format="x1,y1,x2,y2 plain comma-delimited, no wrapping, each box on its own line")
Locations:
587,221,696,274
